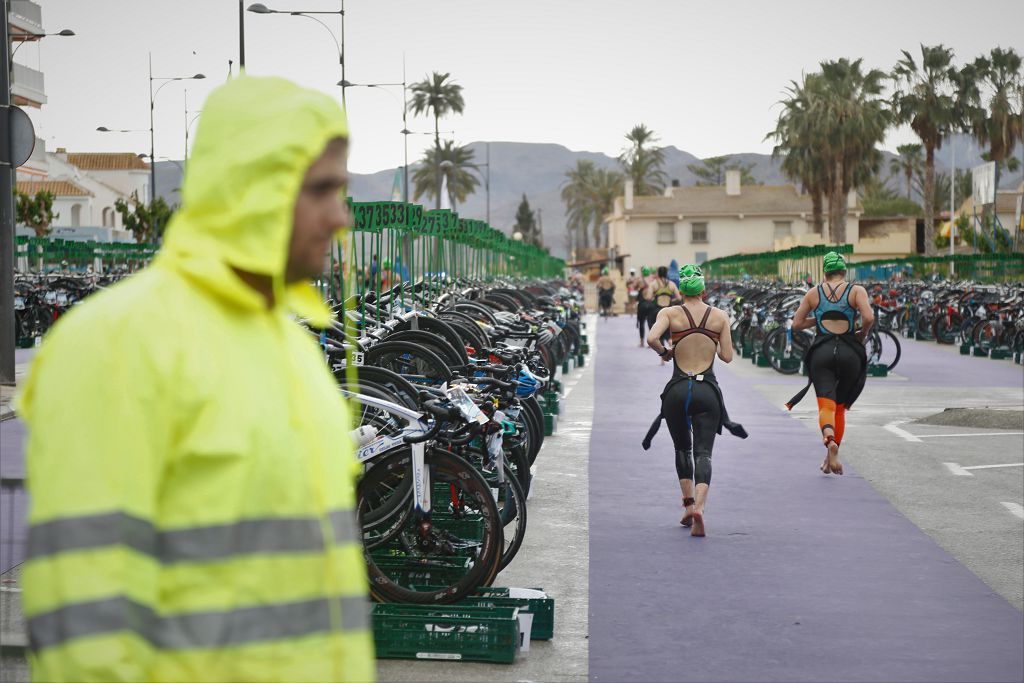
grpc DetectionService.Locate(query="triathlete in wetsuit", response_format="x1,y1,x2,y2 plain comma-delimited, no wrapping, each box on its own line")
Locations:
597,267,615,318
645,265,747,537
787,252,875,475
646,266,681,363
637,266,654,347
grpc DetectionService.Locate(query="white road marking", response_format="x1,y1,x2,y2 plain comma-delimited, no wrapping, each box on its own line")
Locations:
563,387,574,400
884,421,923,442
962,463,1024,471
944,462,974,476
916,432,1024,438
1000,502,1024,520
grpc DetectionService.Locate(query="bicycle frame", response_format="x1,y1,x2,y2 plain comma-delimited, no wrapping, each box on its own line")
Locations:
339,389,435,516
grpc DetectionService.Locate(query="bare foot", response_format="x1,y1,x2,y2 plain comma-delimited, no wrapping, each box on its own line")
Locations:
824,439,843,475
638,341,644,348
681,503,695,527
690,510,705,537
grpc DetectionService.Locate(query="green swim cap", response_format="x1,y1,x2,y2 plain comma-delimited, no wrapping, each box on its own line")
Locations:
641,266,651,276
601,267,609,275
680,263,705,296
382,259,392,269
823,251,846,273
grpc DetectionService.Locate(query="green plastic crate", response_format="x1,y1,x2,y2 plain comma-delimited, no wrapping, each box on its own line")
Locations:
779,357,801,372
543,413,556,436
959,343,972,355
989,347,1011,360
576,352,585,366
755,353,770,368
464,588,555,640
372,604,520,663
371,553,474,586
867,363,888,377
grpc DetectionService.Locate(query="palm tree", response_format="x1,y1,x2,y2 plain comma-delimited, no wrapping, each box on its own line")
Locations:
560,160,624,251
408,72,465,208
767,74,828,235
889,143,923,199
962,47,1023,215
587,167,625,248
411,141,479,211
816,58,889,244
892,44,960,255
618,124,667,195
561,160,597,251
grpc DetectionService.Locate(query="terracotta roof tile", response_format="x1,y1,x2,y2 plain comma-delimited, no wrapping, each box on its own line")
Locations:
17,180,92,197
66,152,150,171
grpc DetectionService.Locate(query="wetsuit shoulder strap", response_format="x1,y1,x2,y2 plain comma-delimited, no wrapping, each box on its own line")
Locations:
698,306,712,329
680,304,698,328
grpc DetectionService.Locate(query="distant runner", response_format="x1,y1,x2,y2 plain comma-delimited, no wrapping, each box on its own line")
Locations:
636,266,654,347
645,266,681,364
786,252,874,475
597,267,616,318
625,267,643,315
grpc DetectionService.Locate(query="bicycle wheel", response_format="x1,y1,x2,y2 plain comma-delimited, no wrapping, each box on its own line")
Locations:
359,448,503,604
866,329,901,371
761,328,802,375
364,340,454,384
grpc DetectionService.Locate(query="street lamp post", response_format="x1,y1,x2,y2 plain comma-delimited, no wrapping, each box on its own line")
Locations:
247,3,345,104
148,56,204,205
339,79,408,201
2,24,74,383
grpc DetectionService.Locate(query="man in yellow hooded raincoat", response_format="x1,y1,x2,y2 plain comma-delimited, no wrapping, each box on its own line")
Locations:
17,76,375,682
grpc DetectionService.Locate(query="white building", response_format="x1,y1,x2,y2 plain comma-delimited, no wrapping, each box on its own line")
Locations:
607,170,865,272
17,150,147,239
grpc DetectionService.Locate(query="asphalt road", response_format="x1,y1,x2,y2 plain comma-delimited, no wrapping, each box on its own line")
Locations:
589,315,1023,683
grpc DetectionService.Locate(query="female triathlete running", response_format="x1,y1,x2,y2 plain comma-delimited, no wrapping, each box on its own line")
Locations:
786,252,875,475
636,266,654,347
645,265,746,537
646,265,681,363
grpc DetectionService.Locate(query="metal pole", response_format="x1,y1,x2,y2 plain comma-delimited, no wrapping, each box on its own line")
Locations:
339,0,345,109
149,53,156,207
238,0,245,70
1,0,15,385
486,142,490,225
949,137,955,277
402,56,408,203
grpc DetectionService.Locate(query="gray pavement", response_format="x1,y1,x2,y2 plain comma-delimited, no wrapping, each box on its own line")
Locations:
743,335,1024,612
376,318,595,682
588,317,1023,683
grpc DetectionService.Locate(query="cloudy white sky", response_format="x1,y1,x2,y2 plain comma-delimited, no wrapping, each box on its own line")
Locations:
22,0,1024,174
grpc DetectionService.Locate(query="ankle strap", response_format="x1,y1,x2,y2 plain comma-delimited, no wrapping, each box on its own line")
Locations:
683,497,695,507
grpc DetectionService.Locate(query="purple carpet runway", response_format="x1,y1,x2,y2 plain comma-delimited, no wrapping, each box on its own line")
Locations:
588,317,1023,682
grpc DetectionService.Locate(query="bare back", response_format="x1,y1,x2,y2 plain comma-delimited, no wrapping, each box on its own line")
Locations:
667,301,731,374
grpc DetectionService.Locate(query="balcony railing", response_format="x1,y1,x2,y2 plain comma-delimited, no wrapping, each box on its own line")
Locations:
9,1,43,32
11,63,46,106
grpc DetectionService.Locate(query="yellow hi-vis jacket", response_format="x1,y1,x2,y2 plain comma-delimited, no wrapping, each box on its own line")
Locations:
17,76,375,682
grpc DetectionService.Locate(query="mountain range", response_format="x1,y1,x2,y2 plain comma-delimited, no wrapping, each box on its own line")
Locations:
155,133,1023,259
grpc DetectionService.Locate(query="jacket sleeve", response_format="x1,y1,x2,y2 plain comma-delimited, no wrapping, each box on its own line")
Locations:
18,317,171,682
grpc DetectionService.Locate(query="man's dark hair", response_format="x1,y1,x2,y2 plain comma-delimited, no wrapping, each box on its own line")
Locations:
657,266,668,278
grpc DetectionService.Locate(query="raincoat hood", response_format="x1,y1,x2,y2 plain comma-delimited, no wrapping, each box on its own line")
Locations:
161,76,348,326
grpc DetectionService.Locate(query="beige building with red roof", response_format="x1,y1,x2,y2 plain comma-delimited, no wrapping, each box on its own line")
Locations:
607,170,918,273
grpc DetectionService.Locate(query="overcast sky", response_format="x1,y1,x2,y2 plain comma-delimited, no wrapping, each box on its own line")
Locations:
23,0,1024,175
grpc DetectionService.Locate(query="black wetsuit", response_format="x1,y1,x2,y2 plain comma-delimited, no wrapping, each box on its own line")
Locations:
642,305,747,484
786,282,868,411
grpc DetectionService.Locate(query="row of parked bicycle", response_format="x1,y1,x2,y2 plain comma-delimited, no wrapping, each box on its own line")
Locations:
706,280,1024,375
309,279,584,604
12,271,133,345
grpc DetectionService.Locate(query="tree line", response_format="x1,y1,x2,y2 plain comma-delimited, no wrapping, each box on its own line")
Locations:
768,46,1021,254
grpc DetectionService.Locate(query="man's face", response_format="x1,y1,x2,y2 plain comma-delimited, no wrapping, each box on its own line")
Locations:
287,138,350,283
